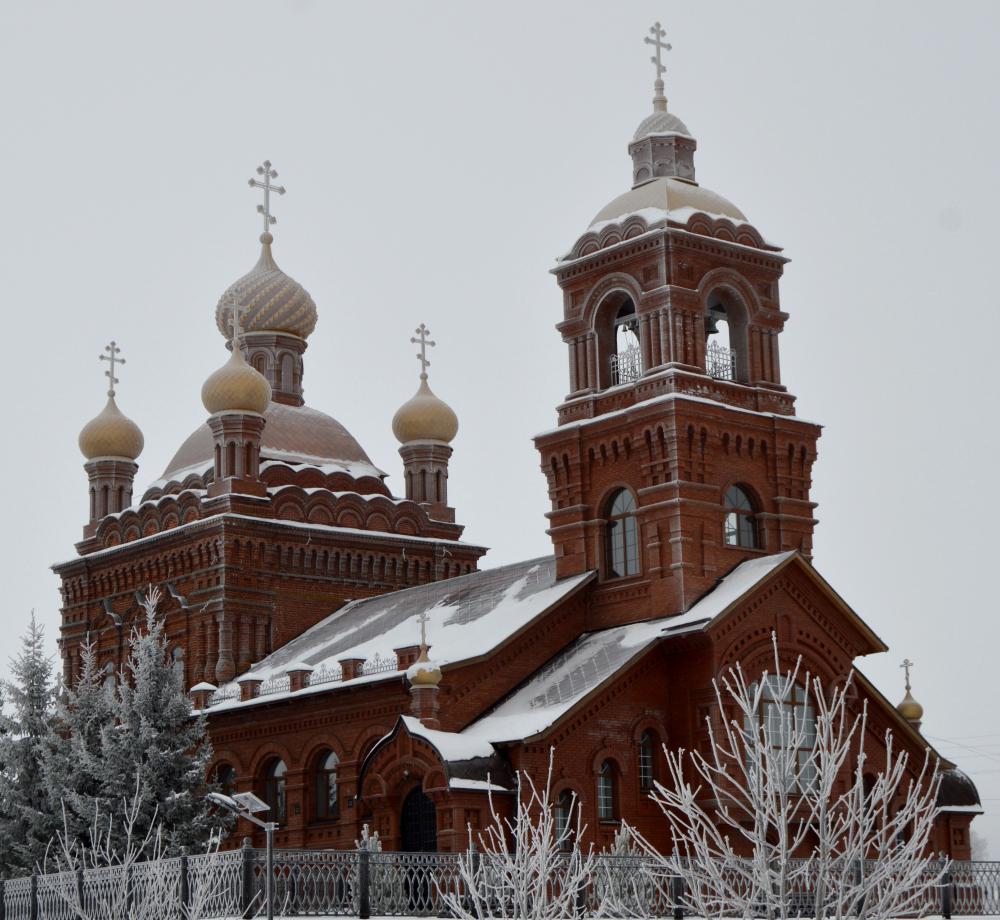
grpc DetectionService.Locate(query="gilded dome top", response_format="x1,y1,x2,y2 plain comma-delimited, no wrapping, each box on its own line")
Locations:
201,346,272,415
392,378,459,444
407,648,442,687
216,233,317,341
79,396,144,461
896,689,924,723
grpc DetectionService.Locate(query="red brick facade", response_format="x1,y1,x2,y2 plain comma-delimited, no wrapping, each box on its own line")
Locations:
55,79,979,860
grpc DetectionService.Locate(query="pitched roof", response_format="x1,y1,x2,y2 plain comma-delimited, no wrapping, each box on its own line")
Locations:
204,556,593,713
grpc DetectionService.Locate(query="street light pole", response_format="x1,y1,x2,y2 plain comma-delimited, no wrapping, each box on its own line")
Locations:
206,792,278,920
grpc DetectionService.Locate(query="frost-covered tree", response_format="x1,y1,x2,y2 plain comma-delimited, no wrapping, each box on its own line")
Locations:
626,636,945,920
42,637,117,847
99,587,226,853
441,750,598,920
0,613,57,875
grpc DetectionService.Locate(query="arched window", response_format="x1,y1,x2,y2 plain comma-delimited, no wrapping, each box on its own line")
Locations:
704,289,749,383
638,731,657,791
314,750,339,821
597,760,619,821
610,300,641,386
724,485,759,549
216,763,237,797
750,676,817,792
263,759,287,822
280,354,294,392
605,490,640,579
555,790,576,850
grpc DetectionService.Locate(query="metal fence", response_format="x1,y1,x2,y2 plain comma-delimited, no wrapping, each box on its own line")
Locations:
2,846,999,919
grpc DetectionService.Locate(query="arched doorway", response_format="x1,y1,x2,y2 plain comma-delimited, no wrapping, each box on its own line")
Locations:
400,787,437,852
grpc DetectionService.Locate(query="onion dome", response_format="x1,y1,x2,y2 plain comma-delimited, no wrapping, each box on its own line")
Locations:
201,346,272,415
896,688,924,724
393,379,459,444
215,233,317,341
407,649,442,688
937,768,982,810
79,396,144,461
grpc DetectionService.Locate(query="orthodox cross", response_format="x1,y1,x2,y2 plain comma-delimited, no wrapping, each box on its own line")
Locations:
99,341,125,397
411,323,436,380
226,298,247,351
644,21,671,82
900,658,915,692
248,160,286,233
417,610,430,651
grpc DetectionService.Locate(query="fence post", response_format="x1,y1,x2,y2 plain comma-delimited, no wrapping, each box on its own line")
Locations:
241,836,255,919
942,867,952,920
29,872,37,920
469,845,480,919
76,867,84,913
358,848,370,920
671,874,685,920
179,848,190,916
0,877,6,920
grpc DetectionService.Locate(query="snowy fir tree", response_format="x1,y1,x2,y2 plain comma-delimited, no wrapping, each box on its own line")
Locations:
42,637,117,848
98,586,227,854
0,613,57,876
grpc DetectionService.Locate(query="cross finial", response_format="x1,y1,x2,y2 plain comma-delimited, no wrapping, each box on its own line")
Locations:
99,341,125,397
644,21,672,112
900,658,915,692
224,296,246,353
248,160,286,235
410,323,436,380
416,610,430,653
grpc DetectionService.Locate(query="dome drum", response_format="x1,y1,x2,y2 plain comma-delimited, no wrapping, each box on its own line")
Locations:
629,133,696,187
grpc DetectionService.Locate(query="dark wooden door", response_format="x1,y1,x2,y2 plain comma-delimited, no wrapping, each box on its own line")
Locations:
400,787,437,852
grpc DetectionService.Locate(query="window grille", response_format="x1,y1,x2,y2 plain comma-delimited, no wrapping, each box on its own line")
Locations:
610,344,642,386
706,340,737,381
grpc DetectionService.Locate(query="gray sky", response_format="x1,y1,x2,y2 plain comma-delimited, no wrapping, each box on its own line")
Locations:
2,1,998,853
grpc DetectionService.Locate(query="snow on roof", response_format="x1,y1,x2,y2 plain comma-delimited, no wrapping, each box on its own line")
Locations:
534,390,821,440
462,616,671,745
448,777,513,793
445,552,796,747
224,556,593,686
401,715,494,761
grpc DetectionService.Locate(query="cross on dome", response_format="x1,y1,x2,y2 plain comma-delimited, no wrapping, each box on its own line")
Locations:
248,160,286,234
900,657,915,692
417,610,430,652
411,323,436,380
99,341,125,397
644,21,672,112
225,296,247,351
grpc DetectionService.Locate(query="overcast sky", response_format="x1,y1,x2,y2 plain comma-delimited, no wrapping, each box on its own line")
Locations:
2,0,998,853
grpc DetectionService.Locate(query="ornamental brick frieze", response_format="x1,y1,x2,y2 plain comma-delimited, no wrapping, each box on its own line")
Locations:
671,229,788,274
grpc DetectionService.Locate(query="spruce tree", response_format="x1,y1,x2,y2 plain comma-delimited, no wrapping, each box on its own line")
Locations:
0,613,57,876
100,587,226,853
43,638,116,848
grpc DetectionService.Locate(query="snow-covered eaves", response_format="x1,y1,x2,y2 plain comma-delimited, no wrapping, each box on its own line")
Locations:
448,777,513,793
534,390,822,440
204,557,594,714
938,804,984,814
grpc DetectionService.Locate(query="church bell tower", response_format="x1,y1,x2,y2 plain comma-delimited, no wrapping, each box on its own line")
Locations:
535,23,821,629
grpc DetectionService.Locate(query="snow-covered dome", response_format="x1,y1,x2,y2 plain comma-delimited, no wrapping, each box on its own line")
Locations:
634,110,690,140
392,378,459,445
79,396,144,461
216,232,317,341
591,176,746,227
201,347,272,415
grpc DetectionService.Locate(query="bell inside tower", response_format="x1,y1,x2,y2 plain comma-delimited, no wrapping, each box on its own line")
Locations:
610,300,642,386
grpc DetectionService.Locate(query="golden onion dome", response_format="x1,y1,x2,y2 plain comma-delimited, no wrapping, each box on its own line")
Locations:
896,689,924,724
407,650,442,688
216,233,317,341
79,396,144,461
201,347,272,415
392,378,459,444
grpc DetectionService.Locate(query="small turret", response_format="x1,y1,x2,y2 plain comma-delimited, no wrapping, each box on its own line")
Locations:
407,611,442,729
896,658,924,731
392,324,459,523
78,341,144,538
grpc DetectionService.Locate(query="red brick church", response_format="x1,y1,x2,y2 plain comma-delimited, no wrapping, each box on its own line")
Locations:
54,28,980,859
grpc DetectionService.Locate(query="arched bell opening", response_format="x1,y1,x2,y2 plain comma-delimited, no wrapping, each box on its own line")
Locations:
594,290,642,389
704,288,750,384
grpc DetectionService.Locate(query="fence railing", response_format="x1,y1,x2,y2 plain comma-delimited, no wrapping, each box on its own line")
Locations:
3,846,999,919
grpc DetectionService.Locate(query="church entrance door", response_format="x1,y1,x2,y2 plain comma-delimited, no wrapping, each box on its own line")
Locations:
400,787,437,852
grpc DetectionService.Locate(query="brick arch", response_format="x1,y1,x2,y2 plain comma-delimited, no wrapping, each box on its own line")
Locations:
248,742,297,780
209,748,247,779
590,745,628,777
